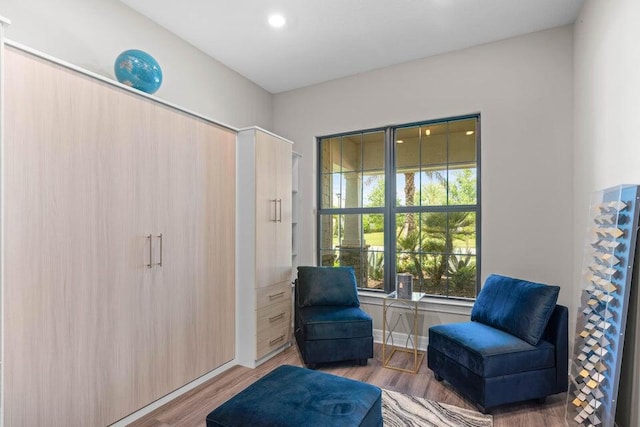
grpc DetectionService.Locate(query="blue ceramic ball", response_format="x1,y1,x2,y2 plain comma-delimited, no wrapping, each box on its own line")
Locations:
114,49,162,94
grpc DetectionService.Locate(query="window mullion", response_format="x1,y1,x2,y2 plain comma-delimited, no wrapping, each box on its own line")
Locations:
385,127,396,294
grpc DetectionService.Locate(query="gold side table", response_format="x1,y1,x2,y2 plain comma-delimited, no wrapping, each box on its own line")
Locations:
382,291,425,373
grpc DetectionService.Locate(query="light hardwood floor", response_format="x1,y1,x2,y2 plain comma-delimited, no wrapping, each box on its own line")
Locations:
128,343,570,427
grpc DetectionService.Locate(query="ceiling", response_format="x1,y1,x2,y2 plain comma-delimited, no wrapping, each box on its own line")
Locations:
120,0,584,94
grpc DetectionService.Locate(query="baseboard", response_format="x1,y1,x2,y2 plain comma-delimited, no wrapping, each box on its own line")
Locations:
255,343,292,367
109,359,238,427
373,328,429,352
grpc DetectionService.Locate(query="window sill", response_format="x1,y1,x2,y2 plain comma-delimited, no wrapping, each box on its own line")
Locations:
358,290,474,316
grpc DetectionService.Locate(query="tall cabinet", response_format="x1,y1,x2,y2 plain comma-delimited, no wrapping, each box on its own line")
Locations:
237,127,293,367
1,45,236,426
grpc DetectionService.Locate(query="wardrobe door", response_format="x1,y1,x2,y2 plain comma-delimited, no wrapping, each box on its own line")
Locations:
274,137,293,284
145,106,236,396
144,104,199,397
255,131,279,288
3,47,144,426
192,120,236,372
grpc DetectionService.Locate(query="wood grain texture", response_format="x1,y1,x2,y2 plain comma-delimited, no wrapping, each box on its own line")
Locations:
254,131,279,288
127,343,571,427
255,289,292,360
255,281,291,309
5,46,142,427
274,136,292,284
3,47,235,426
256,323,291,360
236,128,293,365
255,131,291,288
192,118,236,376
256,299,291,336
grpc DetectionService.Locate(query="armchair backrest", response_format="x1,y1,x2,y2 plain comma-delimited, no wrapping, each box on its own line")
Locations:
471,274,560,345
296,266,360,308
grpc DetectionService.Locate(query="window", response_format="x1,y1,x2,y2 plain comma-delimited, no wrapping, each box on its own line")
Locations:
317,115,480,300
318,130,386,289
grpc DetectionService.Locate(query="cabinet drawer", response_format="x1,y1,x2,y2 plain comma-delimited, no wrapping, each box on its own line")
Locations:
256,281,291,309
257,300,291,335
256,323,291,359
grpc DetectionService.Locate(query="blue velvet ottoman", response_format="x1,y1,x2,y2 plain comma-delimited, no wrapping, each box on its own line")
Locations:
206,365,382,427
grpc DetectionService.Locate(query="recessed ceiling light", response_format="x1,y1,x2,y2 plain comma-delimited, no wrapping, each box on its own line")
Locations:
396,140,404,144
466,130,474,135
268,14,286,28
425,129,431,136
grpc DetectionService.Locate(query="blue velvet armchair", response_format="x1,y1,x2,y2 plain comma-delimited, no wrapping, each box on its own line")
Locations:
427,274,568,413
294,266,374,369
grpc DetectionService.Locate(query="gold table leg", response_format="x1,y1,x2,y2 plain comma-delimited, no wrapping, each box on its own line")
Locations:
382,297,424,374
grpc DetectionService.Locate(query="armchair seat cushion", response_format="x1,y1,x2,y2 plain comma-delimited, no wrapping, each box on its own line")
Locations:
298,306,373,341
429,321,555,378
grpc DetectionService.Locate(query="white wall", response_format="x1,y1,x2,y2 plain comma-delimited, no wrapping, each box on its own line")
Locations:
0,0,272,129
273,26,575,329
574,1,640,425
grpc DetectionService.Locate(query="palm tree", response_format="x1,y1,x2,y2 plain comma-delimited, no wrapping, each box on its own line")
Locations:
397,169,476,291
402,172,416,236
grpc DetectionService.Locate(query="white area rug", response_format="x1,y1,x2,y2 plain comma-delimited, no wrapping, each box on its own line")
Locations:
382,389,493,427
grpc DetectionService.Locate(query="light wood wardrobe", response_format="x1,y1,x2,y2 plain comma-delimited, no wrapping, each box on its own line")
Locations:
236,128,292,367
1,44,235,426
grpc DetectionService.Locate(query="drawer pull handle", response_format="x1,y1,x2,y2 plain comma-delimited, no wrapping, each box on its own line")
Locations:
269,291,286,300
269,335,285,346
269,312,285,322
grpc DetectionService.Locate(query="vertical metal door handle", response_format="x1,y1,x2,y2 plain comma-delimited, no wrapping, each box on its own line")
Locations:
147,234,153,268
271,199,277,222
156,233,163,267
277,199,282,222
